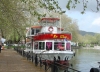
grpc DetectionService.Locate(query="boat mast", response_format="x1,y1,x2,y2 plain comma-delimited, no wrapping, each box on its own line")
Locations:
60,15,61,33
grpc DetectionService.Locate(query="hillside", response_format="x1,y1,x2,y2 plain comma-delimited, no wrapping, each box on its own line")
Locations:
79,30,97,36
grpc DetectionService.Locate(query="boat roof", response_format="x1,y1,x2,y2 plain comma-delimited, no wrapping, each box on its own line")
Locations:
31,26,42,29
39,18,60,22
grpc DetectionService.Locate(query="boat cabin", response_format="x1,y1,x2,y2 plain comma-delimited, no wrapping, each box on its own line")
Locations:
33,40,71,51
25,18,72,52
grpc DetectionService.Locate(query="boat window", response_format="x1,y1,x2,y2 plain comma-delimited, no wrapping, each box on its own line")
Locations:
31,28,40,35
36,29,40,33
54,42,64,50
66,42,71,50
39,42,45,50
34,42,38,49
46,42,52,50
31,28,34,34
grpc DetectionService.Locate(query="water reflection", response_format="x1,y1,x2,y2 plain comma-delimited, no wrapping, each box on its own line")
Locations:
70,48,100,72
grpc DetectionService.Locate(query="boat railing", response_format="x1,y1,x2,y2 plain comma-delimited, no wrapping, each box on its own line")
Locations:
38,53,81,72
59,31,71,34
36,32,52,35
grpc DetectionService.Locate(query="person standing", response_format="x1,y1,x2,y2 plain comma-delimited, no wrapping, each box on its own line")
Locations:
0,36,2,53
0,42,2,53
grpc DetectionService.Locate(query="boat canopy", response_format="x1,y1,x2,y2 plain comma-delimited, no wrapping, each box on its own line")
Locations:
39,18,60,22
39,18,60,27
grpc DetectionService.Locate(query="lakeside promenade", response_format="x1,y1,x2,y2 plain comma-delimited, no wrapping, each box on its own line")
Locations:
0,49,44,72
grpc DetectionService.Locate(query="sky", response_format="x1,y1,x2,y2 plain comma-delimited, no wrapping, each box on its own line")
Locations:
58,0,100,33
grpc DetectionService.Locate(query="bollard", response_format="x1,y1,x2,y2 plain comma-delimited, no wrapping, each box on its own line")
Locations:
31,55,34,63
51,57,57,72
44,60,47,71
22,50,23,56
40,57,42,67
35,54,38,66
27,52,28,60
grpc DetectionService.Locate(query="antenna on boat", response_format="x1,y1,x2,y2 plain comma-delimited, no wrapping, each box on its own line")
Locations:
60,15,61,33
59,11,66,33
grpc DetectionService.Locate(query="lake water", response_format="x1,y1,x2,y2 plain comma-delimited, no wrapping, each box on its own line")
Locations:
32,47,100,72
70,47,100,72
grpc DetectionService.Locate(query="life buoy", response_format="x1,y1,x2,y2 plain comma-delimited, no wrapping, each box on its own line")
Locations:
48,26,53,32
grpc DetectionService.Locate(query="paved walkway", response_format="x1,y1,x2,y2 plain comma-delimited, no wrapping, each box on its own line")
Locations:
0,49,44,72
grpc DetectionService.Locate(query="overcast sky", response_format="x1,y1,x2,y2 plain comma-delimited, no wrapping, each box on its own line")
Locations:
58,0,100,33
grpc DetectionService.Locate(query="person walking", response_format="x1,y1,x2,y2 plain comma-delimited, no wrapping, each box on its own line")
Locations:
0,42,2,53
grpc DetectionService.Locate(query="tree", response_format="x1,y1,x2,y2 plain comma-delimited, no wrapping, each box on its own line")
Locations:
66,0,100,13
0,0,27,43
0,0,64,43
94,34,100,45
20,0,63,19
0,0,63,43
1,0,99,43
21,0,100,15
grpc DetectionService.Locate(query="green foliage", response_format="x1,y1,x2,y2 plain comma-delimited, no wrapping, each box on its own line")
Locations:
66,0,72,10
20,0,63,19
90,44,94,47
0,0,100,43
0,0,27,43
78,43,83,47
65,0,100,13
78,33,100,47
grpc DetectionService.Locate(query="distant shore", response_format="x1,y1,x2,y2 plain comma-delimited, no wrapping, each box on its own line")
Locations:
82,46,100,49
71,46,80,49
72,46,100,49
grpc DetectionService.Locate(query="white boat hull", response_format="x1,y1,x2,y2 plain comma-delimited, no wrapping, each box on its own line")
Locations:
33,50,75,61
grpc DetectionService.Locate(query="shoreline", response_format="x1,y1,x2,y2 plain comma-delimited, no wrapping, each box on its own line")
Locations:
72,46,100,49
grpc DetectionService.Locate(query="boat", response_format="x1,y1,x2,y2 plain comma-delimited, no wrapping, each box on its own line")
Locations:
24,17,75,68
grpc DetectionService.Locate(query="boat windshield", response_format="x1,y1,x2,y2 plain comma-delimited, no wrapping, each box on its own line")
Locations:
54,42,65,51
39,18,60,27
31,28,40,35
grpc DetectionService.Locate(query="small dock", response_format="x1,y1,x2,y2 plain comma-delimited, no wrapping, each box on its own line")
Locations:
0,49,45,72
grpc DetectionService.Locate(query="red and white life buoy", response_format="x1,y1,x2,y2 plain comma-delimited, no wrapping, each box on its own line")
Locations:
48,26,53,32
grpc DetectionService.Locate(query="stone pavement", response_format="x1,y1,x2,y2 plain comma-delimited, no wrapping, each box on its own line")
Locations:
0,49,45,72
